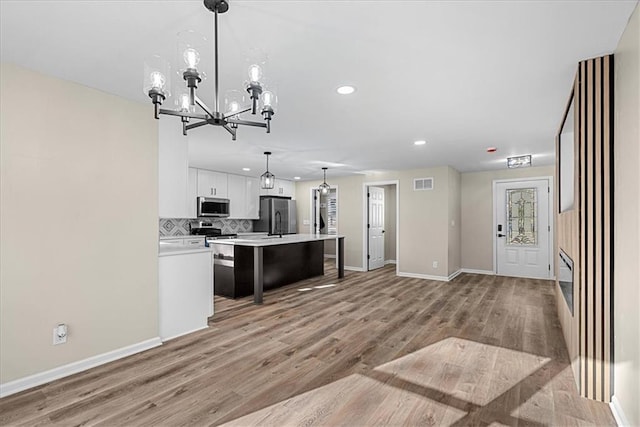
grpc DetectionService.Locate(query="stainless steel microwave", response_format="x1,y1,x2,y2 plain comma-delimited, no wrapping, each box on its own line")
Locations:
197,197,230,218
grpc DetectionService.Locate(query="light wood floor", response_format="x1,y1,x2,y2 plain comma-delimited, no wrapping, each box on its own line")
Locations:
0,261,615,426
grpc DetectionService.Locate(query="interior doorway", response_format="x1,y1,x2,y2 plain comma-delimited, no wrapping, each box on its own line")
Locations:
363,181,399,272
310,186,338,260
493,177,554,279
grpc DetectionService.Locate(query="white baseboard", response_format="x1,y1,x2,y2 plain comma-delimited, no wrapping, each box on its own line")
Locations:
0,337,162,398
448,269,463,281
385,260,397,265
398,271,450,282
161,325,209,343
460,268,495,275
324,254,336,259
344,265,366,272
610,395,630,427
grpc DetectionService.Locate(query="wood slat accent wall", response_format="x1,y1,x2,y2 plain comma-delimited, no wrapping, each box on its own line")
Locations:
556,54,613,402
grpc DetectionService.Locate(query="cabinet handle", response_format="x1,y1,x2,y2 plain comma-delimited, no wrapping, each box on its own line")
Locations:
214,188,217,196
210,188,213,196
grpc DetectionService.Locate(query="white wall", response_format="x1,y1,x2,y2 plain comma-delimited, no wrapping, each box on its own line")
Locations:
0,63,159,385
613,3,640,425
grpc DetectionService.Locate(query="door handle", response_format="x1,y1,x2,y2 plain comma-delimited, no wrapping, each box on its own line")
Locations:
382,230,385,233
497,233,505,237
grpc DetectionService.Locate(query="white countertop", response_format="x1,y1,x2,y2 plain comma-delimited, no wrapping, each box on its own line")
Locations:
208,233,344,247
158,244,213,257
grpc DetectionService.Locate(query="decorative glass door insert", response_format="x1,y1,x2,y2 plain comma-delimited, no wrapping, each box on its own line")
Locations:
506,187,537,245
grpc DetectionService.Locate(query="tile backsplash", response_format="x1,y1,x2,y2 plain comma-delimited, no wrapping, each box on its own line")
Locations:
159,218,253,237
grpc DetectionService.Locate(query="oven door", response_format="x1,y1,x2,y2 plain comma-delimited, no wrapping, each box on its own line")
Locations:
197,197,230,217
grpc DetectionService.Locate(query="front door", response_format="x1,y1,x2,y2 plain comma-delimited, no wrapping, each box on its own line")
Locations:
368,186,385,270
495,179,551,279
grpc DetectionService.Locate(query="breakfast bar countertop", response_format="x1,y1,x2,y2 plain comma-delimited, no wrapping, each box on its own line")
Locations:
211,233,344,247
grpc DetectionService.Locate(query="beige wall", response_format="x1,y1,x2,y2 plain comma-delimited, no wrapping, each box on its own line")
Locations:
448,167,462,275
296,167,454,276
0,63,159,383
460,165,555,271
613,3,640,424
296,175,365,269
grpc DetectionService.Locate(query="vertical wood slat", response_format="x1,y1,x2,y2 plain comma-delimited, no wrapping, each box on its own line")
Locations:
585,58,595,400
579,60,587,394
603,55,612,400
573,54,613,403
594,56,603,402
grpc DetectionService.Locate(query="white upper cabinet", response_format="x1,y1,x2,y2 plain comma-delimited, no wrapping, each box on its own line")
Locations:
259,178,295,198
158,120,189,218
227,174,260,219
227,174,246,219
197,169,228,198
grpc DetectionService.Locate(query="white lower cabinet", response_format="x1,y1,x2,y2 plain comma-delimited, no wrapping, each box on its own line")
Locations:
159,251,213,341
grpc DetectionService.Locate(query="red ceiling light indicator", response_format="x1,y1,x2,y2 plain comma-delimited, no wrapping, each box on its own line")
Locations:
486,147,497,153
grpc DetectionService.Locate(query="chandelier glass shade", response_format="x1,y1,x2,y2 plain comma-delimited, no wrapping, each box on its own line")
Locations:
319,167,330,195
143,0,277,141
261,151,275,189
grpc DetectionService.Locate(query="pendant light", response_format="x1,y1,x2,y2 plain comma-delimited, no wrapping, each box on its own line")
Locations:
319,167,330,195
261,152,275,189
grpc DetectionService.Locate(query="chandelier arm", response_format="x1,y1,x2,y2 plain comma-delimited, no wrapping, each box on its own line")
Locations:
227,119,268,128
194,95,215,119
223,106,252,119
222,124,236,137
158,108,209,121
185,120,211,131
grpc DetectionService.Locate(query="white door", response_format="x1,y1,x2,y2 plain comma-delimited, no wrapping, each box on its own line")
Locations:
495,179,551,279
368,186,385,270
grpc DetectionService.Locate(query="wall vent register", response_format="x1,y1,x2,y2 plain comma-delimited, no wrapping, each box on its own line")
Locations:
413,177,434,191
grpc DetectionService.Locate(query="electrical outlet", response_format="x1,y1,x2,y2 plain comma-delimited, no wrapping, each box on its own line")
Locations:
53,324,67,345
432,261,438,269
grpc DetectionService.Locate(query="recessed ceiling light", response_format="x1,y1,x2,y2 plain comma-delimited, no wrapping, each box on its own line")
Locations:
294,176,301,180
414,140,427,146
242,167,251,171
486,147,497,153
336,85,355,95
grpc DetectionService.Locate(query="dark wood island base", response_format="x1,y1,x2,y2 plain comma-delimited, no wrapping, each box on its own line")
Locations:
213,236,345,303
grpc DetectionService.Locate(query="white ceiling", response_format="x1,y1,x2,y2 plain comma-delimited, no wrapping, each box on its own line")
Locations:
1,0,637,181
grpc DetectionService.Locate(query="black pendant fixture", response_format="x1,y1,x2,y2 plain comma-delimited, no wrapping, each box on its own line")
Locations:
319,167,330,195
261,151,275,189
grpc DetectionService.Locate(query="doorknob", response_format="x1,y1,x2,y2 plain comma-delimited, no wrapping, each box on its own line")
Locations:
382,230,385,233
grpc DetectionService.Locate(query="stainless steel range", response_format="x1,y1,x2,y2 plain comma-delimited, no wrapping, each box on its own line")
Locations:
189,221,237,243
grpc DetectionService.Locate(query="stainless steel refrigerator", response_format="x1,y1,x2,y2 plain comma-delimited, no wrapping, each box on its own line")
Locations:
253,196,297,235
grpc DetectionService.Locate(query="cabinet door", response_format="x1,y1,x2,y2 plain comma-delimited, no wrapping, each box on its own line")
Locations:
211,171,228,198
280,179,295,198
245,177,260,219
227,174,246,219
196,169,228,198
158,119,189,218
197,169,214,197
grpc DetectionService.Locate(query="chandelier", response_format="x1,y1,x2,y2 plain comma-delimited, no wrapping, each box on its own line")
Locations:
143,0,277,141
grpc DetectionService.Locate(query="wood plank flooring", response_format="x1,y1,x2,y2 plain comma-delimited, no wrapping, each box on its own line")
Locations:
0,261,615,426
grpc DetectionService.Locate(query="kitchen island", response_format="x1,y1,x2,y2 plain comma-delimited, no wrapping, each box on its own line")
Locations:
210,234,345,304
